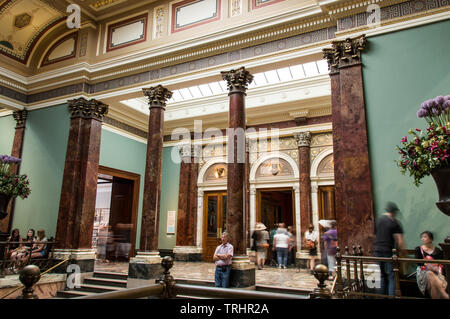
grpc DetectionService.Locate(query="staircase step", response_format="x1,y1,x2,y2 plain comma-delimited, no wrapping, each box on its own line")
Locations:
93,271,128,280
84,277,127,288
255,284,311,296
73,283,125,294
174,278,215,287
56,290,97,298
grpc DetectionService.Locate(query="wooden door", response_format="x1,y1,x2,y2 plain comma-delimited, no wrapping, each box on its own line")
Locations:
203,192,227,262
318,186,336,221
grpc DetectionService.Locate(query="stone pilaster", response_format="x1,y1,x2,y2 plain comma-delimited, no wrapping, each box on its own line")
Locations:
129,85,172,285
294,131,312,248
221,67,255,288
323,35,374,252
54,98,108,273
0,110,28,234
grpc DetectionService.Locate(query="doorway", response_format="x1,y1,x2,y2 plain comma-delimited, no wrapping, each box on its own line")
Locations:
93,166,140,266
202,191,227,262
257,189,294,231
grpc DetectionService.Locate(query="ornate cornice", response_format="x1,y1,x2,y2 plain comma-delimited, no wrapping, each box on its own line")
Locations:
68,97,109,121
142,85,173,109
323,34,366,74
294,131,312,148
13,110,28,129
221,67,254,94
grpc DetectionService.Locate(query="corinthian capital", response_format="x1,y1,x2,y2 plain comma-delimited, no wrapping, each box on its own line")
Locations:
68,97,109,121
221,67,253,94
13,110,28,128
142,85,173,109
323,34,366,73
294,131,312,148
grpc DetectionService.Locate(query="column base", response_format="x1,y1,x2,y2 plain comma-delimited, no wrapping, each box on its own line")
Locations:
229,256,255,289
173,246,202,262
127,251,163,288
52,249,95,273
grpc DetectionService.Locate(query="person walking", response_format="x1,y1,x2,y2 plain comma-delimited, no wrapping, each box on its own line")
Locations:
213,232,234,288
253,223,269,270
322,221,338,278
269,223,279,266
304,224,318,274
373,202,405,296
273,226,290,269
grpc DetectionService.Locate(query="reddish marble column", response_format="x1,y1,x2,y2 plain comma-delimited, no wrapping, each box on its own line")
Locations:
188,145,199,246
55,98,108,251
139,85,172,253
245,138,250,250
295,131,312,248
0,110,28,234
175,144,198,247
323,35,375,252
221,67,253,256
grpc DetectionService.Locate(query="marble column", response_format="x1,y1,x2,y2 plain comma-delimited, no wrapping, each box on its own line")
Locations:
54,98,108,275
323,35,375,252
0,110,28,235
128,85,172,288
245,138,250,251
221,67,255,288
174,144,201,261
295,131,312,247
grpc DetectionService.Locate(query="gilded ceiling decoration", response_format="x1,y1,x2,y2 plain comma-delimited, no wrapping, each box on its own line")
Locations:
0,0,65,63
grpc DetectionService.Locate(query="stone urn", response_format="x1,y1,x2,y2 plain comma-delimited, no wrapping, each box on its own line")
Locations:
0,193,12,220
431,167,450,216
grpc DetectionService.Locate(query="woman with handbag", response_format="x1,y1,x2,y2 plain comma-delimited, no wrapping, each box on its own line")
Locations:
254,223,269,270
415,231,448,299
304,224,318,274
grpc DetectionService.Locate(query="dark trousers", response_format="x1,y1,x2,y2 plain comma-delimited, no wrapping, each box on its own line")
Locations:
374,251,395,296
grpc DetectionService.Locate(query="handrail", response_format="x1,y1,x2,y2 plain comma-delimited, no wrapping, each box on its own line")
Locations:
340,255,450,265
76,283,165,299
174,283,307,299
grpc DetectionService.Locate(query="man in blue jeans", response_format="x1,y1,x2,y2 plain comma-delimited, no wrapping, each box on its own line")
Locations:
213,232,234,288
373,202,406,296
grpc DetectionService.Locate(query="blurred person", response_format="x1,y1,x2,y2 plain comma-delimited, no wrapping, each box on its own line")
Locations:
115,223,132,261
7,228,22,259
273,227,290,269
373,202,405,296
15,229,35,270
415,231,448,299
287,226,296,268
322,221,338,278
269,223,279,266
213,232,233,288
304,224,318,274
30,229,47,259
253,223,269,270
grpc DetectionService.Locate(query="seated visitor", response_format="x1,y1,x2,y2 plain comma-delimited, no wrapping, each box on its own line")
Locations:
8,228,22,260
415,231,449,299
13,229,35,272
30,229,48,259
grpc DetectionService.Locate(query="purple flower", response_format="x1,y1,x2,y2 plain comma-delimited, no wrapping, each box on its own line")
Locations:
444,95,450,102
443,100,450,111
401,136,407,143
435,96,445,106
417,108,427,118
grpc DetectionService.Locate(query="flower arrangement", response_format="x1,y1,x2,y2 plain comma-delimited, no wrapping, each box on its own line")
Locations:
396,95,450,186
0,155,31,199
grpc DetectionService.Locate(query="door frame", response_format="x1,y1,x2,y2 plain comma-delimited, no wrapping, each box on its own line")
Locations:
202,191,227,261
98,166,140,258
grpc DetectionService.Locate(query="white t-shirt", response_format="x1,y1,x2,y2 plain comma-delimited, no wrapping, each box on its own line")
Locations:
274,233,290,248
305,230,318,242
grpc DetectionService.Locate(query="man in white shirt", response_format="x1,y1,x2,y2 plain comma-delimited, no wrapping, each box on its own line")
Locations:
213,232,234,287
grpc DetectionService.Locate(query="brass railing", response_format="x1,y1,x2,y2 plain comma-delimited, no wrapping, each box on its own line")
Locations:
334,245,450,299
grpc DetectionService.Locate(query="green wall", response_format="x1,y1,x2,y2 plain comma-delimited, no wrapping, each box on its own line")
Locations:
12,104,70,238
0,113,15,155
363,19,450,249
158,146,181,249
99,129,180,250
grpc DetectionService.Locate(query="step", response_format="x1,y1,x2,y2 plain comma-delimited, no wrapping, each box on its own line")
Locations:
56,290,97,299
93,271,128,281
255,284,311,296
174,278,215,287
84,277,128,288
73,283,125,294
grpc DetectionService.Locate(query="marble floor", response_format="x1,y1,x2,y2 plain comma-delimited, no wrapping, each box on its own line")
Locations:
94,261,332,291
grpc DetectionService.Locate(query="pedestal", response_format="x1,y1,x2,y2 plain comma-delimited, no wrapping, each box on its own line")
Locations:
127,251,163,288
173,246,202,262
229,256,255,289
51,249,95,283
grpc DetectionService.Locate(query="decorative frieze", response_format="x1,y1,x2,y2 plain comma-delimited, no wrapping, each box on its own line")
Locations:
67,97,108,121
